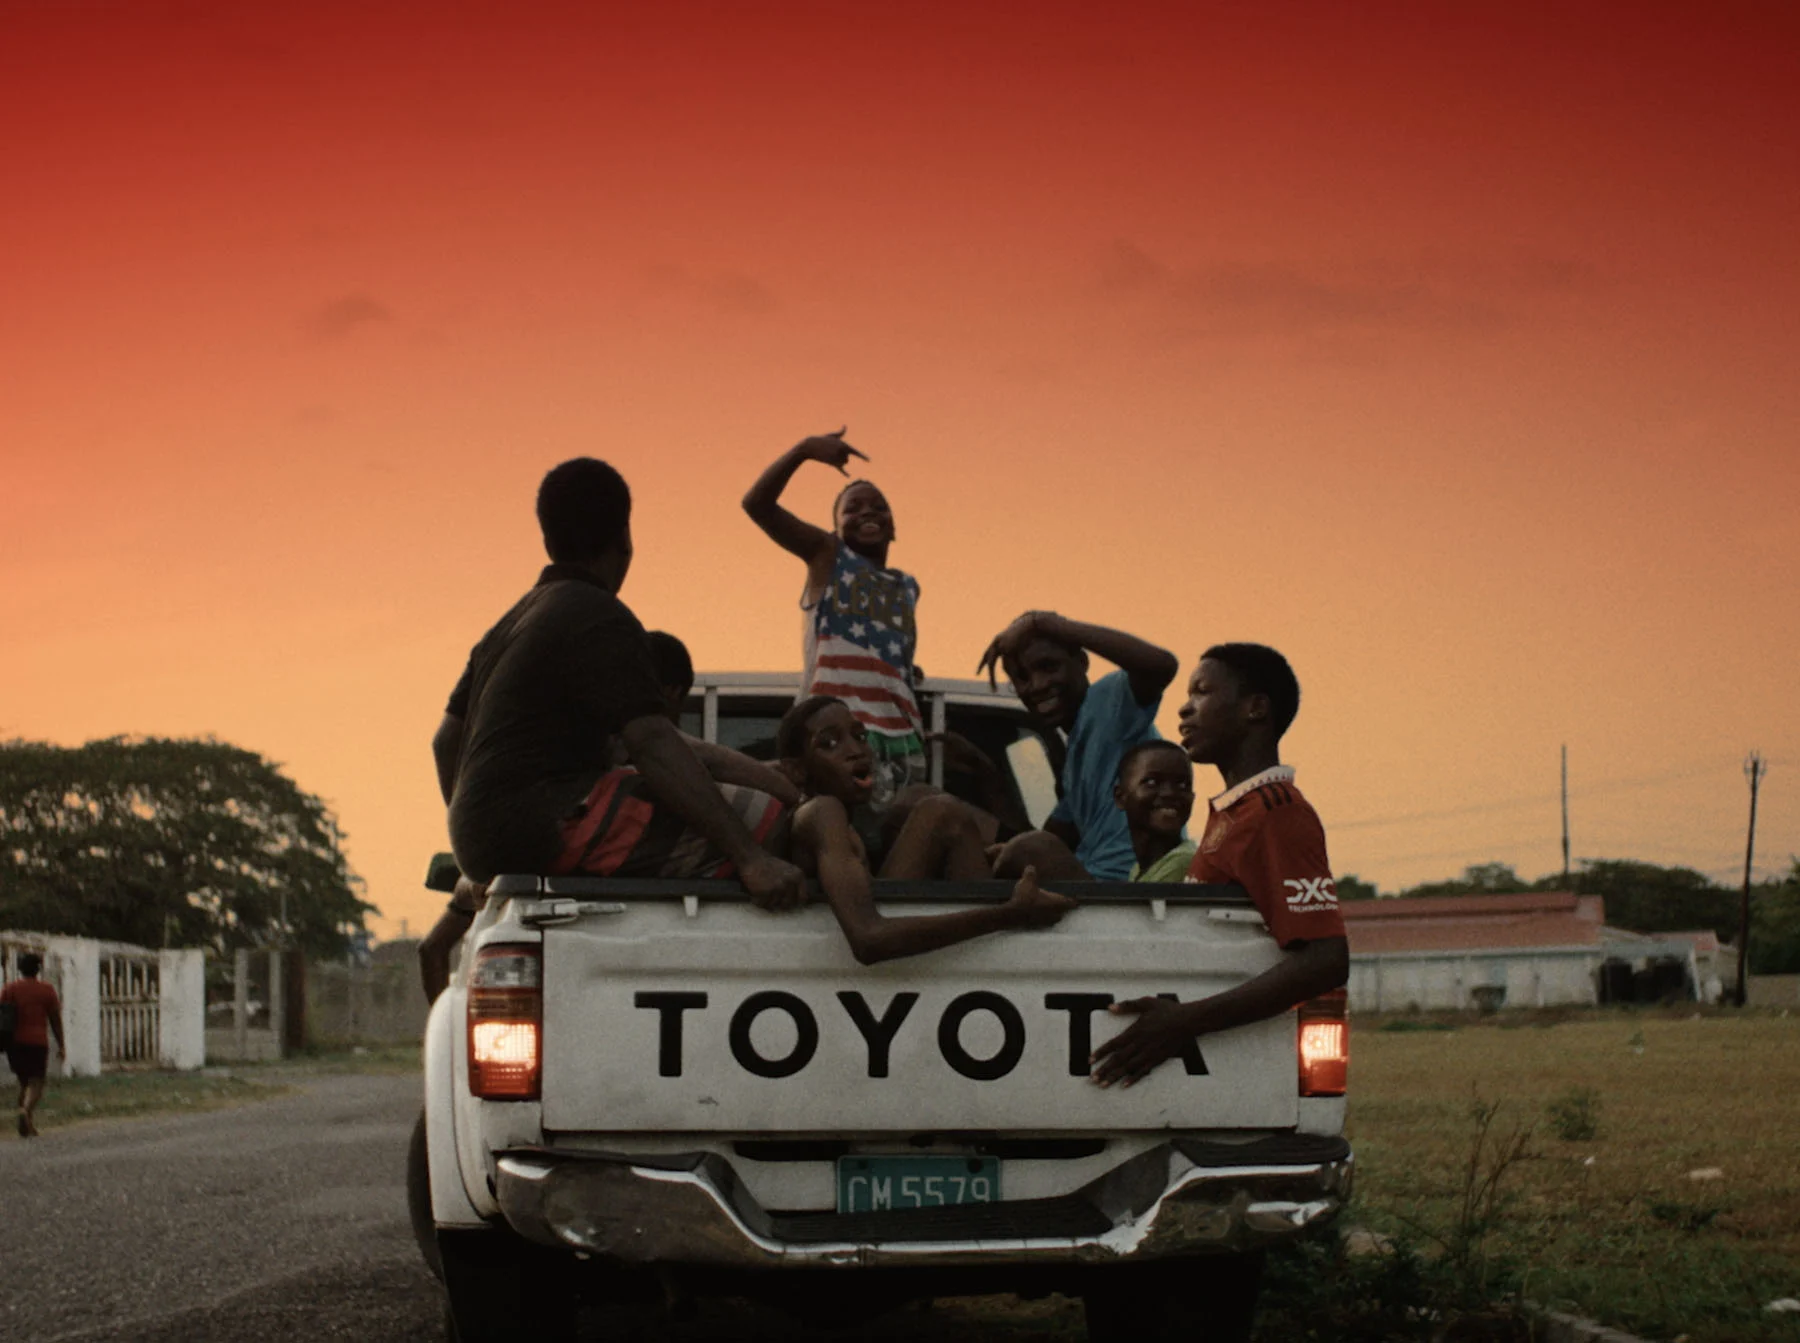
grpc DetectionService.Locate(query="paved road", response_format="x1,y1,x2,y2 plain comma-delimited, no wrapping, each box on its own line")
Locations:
0,1074,1084,1341
0,1072,443,1343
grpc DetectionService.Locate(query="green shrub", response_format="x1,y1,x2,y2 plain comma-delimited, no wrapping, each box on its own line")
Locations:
1544,1086,1601,1141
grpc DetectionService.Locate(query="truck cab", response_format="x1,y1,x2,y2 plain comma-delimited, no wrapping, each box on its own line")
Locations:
676,671,1065,825
417,674,1351,1342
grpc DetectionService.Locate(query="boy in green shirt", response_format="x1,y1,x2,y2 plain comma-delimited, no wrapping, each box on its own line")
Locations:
1115,740,1197,883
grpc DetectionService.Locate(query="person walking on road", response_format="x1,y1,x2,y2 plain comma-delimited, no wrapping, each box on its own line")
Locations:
3,953,65,1138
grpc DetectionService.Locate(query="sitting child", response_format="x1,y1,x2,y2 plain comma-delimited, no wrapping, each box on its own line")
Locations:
1115,740,1198,882
780,695,1075,964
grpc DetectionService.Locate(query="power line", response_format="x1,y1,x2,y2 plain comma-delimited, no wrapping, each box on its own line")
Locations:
1332,763,1724,832
1340,834,1790,875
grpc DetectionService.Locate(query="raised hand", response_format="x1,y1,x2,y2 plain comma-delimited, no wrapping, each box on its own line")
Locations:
794,428,870,476
1089,996,1193,1088
975,610,1059,689
1004,865,1077,929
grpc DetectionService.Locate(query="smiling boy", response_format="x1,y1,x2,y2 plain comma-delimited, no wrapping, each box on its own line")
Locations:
1115,740,1198,883
977,611,1179,880
780,696,1075,964
1091,643,1348,1087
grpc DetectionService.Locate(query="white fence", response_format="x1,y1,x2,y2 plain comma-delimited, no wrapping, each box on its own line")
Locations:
100,949,163,1067
0,931,204,1076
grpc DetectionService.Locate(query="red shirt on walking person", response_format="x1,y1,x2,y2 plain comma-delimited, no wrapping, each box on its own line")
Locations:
3,953,65,1138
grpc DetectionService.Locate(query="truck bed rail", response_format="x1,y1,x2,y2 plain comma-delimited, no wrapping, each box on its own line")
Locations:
488,875,1254,906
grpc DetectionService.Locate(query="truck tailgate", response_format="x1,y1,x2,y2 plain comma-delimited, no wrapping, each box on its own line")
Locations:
539,899,1296,1134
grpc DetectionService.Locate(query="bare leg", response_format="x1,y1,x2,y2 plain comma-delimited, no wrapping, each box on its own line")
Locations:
991,829,1089,882
879,794,992,881
886,782,1009,850
874,783,937,857
21,1077,43,1136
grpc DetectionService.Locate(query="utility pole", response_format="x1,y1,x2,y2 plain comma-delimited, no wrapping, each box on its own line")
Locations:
1560,744,1571,885
1736,751,1767,1007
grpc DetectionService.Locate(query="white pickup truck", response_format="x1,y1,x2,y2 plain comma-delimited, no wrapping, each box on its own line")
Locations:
414,675,1352,1342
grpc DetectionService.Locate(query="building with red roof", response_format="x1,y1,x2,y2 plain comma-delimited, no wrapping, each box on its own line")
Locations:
1340,891,1717,1011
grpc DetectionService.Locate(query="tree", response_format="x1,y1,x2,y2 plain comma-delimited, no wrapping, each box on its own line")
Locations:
0,737,372,957
1398,862,1531,899
1750,857,1800,974
1564,859,1733,940
1336,873,1381,901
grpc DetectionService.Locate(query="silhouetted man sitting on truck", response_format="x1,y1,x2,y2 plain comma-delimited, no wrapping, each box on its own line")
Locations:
444,458,806,912
421,618,801,1001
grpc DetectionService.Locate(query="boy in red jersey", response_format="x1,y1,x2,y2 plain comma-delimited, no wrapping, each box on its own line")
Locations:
1090,644,1348,1087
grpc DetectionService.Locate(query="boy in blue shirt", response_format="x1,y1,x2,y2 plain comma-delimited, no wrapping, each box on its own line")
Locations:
977,611,1178,880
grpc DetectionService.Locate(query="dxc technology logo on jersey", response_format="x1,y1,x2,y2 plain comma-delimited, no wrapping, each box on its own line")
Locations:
1282,877,1338,910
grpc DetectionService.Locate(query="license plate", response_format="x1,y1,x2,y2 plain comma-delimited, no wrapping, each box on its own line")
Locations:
836,1155,1000,1213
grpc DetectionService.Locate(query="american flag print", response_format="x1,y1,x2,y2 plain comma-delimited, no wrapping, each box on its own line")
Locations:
802,542,924,748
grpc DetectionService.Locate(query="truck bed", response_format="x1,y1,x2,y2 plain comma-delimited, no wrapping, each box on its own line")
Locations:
509,878,1299,1136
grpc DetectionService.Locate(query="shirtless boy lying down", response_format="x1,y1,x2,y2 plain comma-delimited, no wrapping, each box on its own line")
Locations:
779,695,1075,964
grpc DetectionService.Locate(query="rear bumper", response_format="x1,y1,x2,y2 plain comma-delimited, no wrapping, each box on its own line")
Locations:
494,1134,1350,1269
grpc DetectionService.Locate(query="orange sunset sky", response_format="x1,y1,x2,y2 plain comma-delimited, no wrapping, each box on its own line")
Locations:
4,0,1796,940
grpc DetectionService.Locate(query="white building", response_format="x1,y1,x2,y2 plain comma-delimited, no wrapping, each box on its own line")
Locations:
1340,892,1705,1013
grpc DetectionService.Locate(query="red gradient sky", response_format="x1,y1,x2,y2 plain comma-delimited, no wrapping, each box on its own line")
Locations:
4,1,1796,939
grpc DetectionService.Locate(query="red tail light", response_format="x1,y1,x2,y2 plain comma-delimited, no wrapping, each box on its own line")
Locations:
468,944,541,1100
1298,988,1348,1097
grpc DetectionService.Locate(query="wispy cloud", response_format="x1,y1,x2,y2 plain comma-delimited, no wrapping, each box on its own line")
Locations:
301,294,393,341
643,264,780,316
1098,241,1596,348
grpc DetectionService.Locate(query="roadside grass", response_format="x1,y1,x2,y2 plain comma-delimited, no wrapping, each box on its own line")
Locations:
23,1068,285,1132
277,1041,423,1075
1344,1009,1800,1343
14,1042,421,1135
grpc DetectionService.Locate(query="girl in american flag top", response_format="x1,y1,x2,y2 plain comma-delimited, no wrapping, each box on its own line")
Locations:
744,429,927,810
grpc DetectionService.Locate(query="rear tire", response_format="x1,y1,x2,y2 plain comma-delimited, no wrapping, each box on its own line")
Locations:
437,1228,578,1343
1083,1252,1265,1343
406,1112,443,1281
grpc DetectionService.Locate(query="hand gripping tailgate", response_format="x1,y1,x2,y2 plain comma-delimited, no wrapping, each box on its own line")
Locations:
537,885,1298,1135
